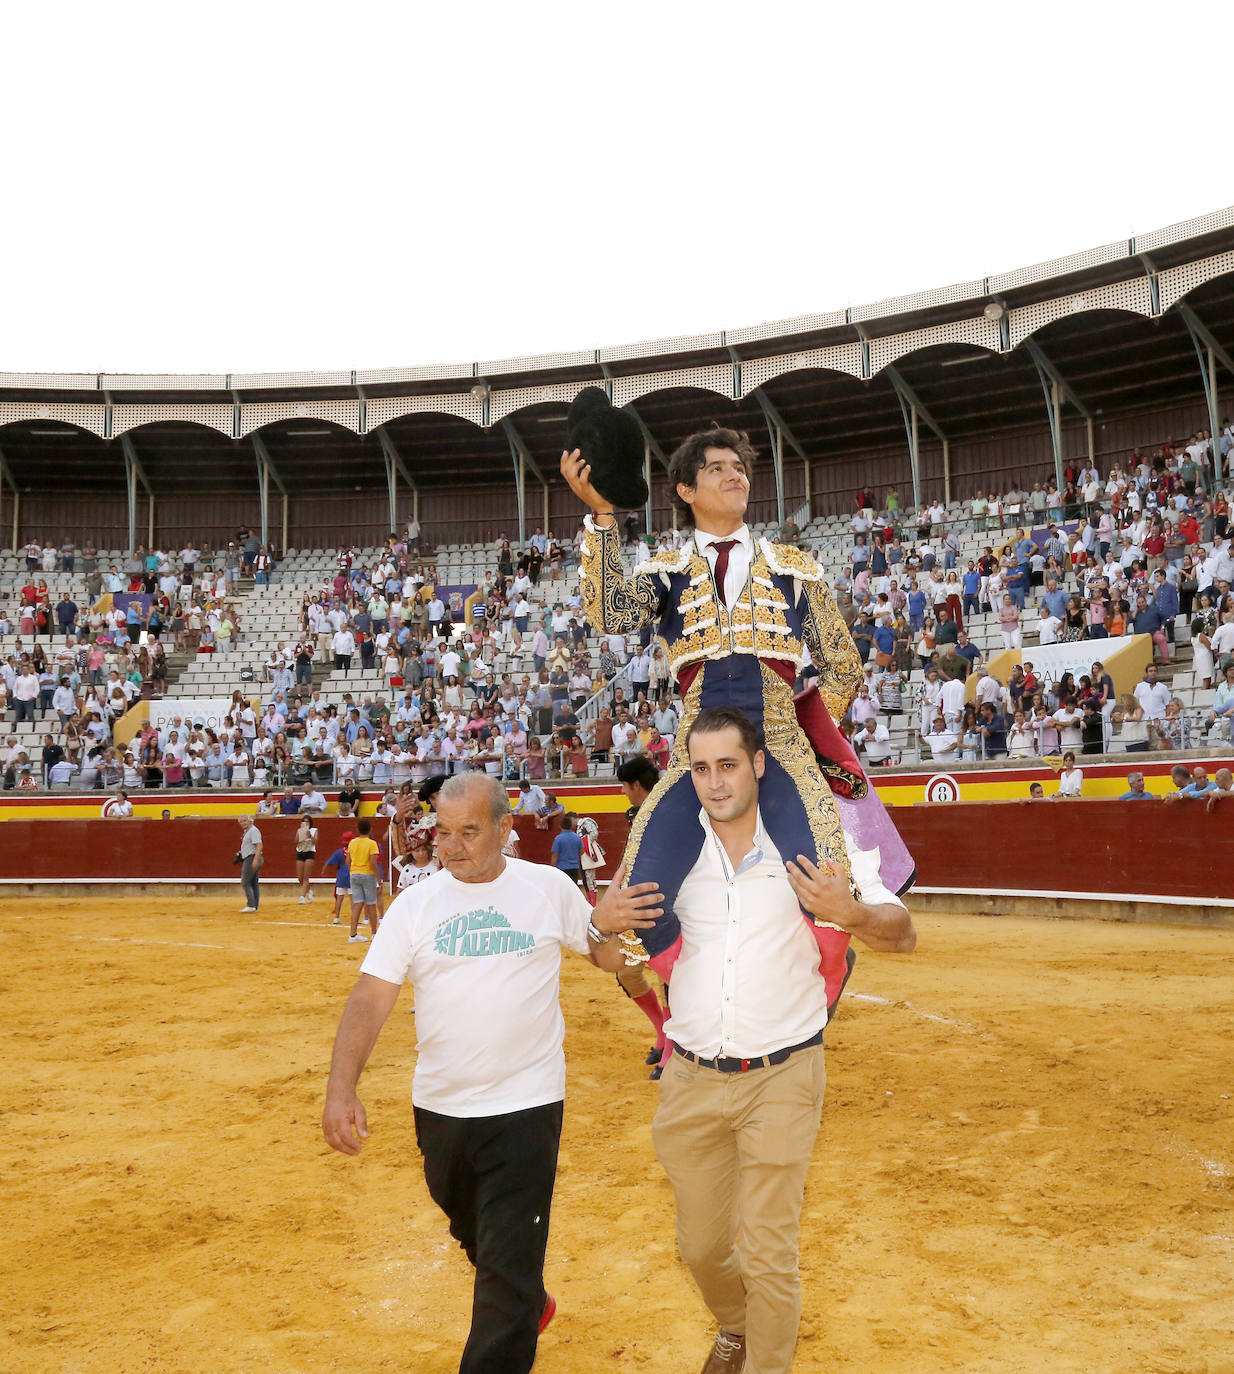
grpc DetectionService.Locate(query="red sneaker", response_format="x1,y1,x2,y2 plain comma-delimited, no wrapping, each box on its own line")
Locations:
539,1294,557,1333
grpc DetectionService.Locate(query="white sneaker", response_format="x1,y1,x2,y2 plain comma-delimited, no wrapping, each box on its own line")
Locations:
298,896,306,905
306,890,315,902
332,917,340,925
239,906,257,913
348,933,368,943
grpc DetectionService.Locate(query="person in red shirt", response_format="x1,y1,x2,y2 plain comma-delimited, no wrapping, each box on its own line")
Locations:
1180,513,1200,547
1143,528,1166,560
645,727,670,770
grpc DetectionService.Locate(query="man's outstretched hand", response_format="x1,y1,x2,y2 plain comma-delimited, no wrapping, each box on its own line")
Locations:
592,862,662,936
560,449,614,519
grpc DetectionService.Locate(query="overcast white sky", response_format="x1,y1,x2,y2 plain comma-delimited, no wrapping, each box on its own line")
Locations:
3,1,1229,375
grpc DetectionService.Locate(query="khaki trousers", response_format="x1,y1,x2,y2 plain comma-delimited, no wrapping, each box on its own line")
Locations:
652,1043,826,1374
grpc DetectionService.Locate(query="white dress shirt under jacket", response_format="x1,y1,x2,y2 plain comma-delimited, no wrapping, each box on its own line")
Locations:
665,806,904,1060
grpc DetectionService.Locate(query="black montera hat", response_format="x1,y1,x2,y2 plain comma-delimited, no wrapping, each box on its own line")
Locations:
566,387,648,510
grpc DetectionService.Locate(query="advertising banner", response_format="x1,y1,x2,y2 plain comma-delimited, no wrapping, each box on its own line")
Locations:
149,697,254,733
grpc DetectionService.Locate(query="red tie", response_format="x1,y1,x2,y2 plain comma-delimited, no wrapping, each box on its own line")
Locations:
710,539,737,606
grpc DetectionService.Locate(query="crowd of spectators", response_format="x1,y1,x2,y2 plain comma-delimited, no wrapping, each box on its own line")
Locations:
0,529,275,788
6,425,1234,794
1,523,689,794
838,432,1234,775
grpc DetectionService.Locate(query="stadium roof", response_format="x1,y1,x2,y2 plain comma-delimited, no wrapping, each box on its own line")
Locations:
2,204,1234,507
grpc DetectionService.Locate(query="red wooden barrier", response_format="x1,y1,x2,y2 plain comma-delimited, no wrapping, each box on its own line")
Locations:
0,800,1224,908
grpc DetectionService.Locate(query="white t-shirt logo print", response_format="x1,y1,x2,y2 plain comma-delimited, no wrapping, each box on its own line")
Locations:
433,906,536,958
361,859,594,1115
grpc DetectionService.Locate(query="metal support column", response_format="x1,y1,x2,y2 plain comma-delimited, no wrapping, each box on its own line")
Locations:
251,434,287,550
0,445,18,551
503,421,549,549
759,422,783,526
753,391,809,526
1178,306,1230,486
893,394,922,512
886,367,946,512
120,434,153,555
506,429,527,548
516,453,527,547
942,438,951,506
1024,338,1091,493
643,437,652,535
376,427,419,536
623,403,671,473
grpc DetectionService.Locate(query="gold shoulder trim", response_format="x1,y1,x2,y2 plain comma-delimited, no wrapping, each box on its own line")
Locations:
758,537,826,582
633,546,694,577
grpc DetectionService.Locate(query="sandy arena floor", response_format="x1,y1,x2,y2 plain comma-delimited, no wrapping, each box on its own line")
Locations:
2,891,1232,1374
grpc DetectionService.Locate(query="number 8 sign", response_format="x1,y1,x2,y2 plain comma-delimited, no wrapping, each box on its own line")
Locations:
925,774,960,804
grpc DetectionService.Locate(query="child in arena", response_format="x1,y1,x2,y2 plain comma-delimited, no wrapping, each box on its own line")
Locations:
323,832,353,925
391,825,440,890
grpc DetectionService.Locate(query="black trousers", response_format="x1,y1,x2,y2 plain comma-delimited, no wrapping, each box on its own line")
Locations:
414,1101,563,1374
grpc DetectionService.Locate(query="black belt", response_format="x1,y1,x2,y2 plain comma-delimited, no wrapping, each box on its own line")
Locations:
674,1028,824,1074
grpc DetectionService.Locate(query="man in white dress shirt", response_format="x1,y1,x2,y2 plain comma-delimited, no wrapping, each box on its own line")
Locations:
652,706,915,1374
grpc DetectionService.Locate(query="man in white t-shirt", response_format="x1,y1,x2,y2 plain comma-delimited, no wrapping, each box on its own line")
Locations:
322,773,660,1374
1052,703,1084,749
856,716,892,765
1134,666,1172,722
610,710,639,762
975,671,1004,712
924,716,959,759
440,645,461,681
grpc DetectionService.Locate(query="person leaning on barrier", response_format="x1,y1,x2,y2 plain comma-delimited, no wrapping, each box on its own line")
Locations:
1118,772,1155,800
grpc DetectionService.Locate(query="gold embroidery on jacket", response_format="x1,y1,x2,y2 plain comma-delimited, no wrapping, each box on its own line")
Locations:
757,660,860,904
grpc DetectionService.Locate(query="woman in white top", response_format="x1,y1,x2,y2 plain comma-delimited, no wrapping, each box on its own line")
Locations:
352,725,375,781
1111,693,1149,752
1190,593,1218,690
442,675,465,713
1055,751,1083,798
295,816,319,903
